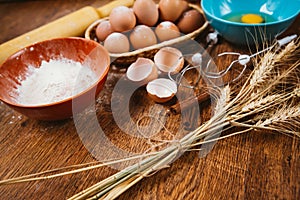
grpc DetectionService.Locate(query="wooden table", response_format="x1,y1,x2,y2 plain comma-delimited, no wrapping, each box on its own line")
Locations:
0,1,299,199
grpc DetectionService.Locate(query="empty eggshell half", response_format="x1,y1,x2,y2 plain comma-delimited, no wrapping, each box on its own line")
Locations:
146,78,177,103
126,57,158,85
154,47,184,74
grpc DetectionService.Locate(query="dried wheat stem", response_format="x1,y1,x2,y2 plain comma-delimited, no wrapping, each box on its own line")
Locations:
71,145,183,200
0,151,163,186
231,61,300,117
259,106,300,127
274,40,298,62
250,51,277,88
99,149,179,200
68,152,162,200
187,127,252,150
231,121,300,136
240,94,280,113
233,92,295,120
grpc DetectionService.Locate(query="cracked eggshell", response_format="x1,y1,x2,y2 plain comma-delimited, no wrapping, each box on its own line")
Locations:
146,78,177,103
126,57,158,86
154,47,184,74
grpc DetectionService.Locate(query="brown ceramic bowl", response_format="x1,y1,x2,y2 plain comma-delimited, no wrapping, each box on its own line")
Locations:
0,37,110,121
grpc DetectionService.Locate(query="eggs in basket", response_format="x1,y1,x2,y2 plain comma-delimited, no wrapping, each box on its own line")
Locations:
85,0,208,65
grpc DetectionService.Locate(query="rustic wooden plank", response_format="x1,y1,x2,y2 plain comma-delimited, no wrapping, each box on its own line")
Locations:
0,1,299,200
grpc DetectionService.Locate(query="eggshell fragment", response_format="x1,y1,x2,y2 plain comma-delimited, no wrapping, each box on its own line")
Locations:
133,0,159,27
126,58,158,85
109,6,136,32
146,78,177,103
155,21,180,42
154,47,184,73
159,0,189,22
104,32,130,53
130,25,157,50
95,20,114,42
177,9,205,34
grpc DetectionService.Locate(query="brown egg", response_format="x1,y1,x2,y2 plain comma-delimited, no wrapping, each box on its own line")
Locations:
133,0,159,27
109,6,136,32
104,32,130,53
177,9,205,34
130,25,157,50
159,0,189,22
155,21,180,42
95,20,114,42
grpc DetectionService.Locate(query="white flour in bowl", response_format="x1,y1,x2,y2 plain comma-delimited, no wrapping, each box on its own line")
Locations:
16,58,98,105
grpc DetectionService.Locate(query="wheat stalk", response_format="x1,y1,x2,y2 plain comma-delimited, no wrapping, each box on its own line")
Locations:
250,51,276,88
240,94,280,113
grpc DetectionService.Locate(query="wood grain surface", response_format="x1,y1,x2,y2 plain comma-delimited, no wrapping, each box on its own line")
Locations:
0,1,299,200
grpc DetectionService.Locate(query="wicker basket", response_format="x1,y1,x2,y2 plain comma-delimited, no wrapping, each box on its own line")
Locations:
85,4,209,65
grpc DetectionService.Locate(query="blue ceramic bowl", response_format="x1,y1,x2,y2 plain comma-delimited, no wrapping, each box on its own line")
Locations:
201,0,300,45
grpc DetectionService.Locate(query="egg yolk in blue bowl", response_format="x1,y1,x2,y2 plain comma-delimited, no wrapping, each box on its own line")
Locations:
201,0,300,45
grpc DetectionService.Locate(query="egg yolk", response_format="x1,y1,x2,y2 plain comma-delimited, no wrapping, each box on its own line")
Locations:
241,14,264,24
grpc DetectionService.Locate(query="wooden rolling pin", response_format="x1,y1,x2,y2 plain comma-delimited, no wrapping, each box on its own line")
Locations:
0,0,134,65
